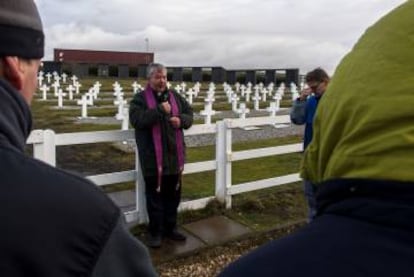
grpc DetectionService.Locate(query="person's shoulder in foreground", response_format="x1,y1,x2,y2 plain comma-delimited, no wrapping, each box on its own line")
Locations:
0,0,157,276
219,2,414,276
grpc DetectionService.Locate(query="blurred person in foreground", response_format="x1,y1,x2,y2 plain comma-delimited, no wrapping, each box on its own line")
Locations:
290,67,330,221
220,1,414,276
0,1,156,276
129,63,193,248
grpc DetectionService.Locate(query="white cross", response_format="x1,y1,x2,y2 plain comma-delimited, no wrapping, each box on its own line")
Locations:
57,89,67,108
267,83,274,96
52,82,60,97
181,82,186,92
61,73,68,83
132,81,141,94
236,102,250,119
245,88,252,103
53,75,61,86
66,84,75,100
39,84,49,100
113,86,124,100
121,107,129,130
266,102,279,117
252,93,261,110
77,95,92,118
273,93,282,110
93,81,102,95
193,82,201,97
71,75,78,86
200,97,216,125
261,88,269,102
231,93,240,112
85,91,95,106
114,97,128,120
45,72,52,83
240,85,246,97
37,74,44,87
254,85,260,97
186,89,196,105
89,87,98,100
226,89,234,104
235,82,241,93
174,85,182,94
74,81,82,95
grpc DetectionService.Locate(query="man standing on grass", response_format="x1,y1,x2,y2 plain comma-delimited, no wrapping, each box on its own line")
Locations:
0,1,156,276
130,63,193,248
290,67,330,221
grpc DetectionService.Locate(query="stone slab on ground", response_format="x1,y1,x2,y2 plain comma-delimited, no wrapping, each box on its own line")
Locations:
148,216,252,262
149,228,206,263
183,215,251,245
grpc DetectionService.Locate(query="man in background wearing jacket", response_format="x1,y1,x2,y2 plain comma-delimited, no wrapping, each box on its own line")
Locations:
290,67,330,221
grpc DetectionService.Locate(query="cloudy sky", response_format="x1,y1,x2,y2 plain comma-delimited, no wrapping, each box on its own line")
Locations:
35,0,405,75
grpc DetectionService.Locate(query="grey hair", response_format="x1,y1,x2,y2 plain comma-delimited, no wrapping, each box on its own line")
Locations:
147,63,167,79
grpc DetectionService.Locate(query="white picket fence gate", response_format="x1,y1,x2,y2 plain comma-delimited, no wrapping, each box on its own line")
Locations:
26,115,302,224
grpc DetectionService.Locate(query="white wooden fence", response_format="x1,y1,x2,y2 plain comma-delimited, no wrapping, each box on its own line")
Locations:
26,115,302,223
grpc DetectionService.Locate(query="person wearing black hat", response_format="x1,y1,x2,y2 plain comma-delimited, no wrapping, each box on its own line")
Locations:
0,1,157,276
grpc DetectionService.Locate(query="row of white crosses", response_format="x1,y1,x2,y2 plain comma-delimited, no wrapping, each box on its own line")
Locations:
38,72,82,101
76,81,102,117
193,81,287,124
37,73,135,129
38,71,69,87
185,82,201,105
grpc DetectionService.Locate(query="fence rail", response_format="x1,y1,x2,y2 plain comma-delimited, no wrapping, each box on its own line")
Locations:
27,115,302,223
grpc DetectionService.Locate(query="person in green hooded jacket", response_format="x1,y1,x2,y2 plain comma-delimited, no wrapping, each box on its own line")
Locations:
219,1,414,276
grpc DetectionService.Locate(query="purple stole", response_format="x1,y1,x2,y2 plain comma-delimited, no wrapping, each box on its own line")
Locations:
144,85,185,191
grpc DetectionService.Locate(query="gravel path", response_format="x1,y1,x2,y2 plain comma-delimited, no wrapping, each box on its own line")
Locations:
156,221,304,277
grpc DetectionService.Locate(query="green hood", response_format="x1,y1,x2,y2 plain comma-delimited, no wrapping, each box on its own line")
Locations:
301,1,414,184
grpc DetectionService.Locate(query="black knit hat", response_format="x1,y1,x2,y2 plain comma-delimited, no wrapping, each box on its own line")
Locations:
0,0,44,59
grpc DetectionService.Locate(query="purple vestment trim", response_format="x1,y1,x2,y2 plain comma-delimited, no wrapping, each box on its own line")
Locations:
144,85,184,190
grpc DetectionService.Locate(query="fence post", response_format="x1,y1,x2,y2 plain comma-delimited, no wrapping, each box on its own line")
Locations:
215,120,233,209
32,129,56,166
135,146,148,224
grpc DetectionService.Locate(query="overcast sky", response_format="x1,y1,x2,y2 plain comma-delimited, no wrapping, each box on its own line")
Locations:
35,0,405,75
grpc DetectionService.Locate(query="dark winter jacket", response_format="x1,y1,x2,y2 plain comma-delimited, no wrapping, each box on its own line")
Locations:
290,95,320,150
219,179,414,277
129,87,193,177
0,78,157,277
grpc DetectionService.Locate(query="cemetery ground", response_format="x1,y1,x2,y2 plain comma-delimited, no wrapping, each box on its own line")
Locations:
30,77,307,276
